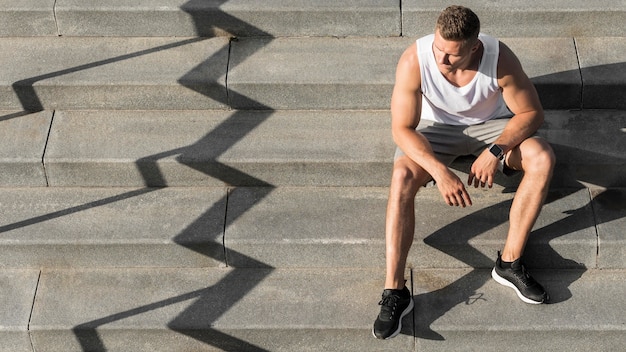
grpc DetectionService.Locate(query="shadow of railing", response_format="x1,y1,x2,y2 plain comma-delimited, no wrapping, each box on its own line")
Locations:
1,1,279,351
1,3,624,347
70,3,278,351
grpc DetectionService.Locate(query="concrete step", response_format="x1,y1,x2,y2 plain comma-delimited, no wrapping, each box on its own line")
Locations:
0,187,227,268
2,1,624,38
228,36,624,110
0,37,624,111
3,267,624,351
32,109,625,188
0,186,623,270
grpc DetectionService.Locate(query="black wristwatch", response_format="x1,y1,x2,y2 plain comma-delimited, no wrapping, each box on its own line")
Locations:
488,144,505,160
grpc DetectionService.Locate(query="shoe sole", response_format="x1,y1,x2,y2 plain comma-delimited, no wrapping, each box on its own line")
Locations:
491,268,544,304
371,298,414,340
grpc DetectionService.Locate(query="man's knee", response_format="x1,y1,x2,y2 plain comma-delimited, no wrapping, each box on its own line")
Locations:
390,159,429,195
522,138,556,174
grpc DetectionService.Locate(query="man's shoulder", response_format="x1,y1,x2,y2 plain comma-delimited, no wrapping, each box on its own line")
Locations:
394,42,422,91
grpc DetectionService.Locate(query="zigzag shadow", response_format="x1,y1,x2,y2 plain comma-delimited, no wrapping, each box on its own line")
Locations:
3,1,280,351
71,3,279,351
3,3,625,347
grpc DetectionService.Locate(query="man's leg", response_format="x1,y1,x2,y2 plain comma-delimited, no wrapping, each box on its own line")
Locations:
502,137,556,262
384,155,432,289
492,137,555,304
373,155,431,339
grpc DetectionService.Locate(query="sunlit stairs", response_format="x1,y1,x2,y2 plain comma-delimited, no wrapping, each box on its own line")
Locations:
0,2,624,351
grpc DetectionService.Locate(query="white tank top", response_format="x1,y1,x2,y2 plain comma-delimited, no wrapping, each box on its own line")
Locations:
417,33,512,125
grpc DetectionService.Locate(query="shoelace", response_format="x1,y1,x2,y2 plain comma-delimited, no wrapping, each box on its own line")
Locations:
512,263,537,287
378,294,400,320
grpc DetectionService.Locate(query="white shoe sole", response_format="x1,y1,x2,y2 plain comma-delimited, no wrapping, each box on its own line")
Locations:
491,268,543,304
372,298,414,339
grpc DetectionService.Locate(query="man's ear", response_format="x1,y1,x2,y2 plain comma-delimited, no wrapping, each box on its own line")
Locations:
470,40,480,53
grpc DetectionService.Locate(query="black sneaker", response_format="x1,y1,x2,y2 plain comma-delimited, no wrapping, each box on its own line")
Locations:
491,252,548,304
372,286,414,339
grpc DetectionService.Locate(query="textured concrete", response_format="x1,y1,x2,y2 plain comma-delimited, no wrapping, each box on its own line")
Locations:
402,0,626,37
0,0,57,36
577,37,626,109
0,186,612,271
592,189,626,269
225,187,598,270
225,187,388,268
228,37,582,110
0,187,226,268
0,269,40,352
23,267,626,351
0,36,620,111
415,269,626,351
501,37,580,109
29,268,413,352
40,110,626,188
228,37,408,110
539,110,626,189
410,188,597,270
56,0,401,37
0,110,51,186
0,37,229,111
44,109,395,187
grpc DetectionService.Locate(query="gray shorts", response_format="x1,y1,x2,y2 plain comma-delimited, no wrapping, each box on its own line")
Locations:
394,117,519,180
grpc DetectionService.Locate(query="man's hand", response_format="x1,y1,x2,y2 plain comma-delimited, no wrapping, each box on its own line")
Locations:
436,169,472,207
468,149,500,188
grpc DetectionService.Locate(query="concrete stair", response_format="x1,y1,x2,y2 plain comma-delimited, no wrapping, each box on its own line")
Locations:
0,1,625,351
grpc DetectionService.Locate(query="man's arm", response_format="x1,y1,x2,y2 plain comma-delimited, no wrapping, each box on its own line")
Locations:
468,42,545,188
494,42,544,152
391,44,472,207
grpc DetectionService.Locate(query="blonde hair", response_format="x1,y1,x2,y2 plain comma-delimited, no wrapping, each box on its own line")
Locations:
435,5,480,47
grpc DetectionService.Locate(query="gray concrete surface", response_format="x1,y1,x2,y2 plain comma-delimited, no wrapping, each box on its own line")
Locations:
0,0,57,36
0,2,624,351
0,270,39,352
0,37,229,111
577,37,626,109
16,267,625,351
0,36,621,111
403,0,626,37
0,110,51,186
0,187,226,268
55,0,401,37
39,110,626,188
5,1,625,38
415,269,626,351
0,185,616,271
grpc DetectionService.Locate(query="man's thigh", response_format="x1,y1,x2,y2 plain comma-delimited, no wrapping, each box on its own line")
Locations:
393,119,467,165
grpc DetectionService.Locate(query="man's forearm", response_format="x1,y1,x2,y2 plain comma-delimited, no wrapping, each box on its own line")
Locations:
494,111,544,153
393,128,449,181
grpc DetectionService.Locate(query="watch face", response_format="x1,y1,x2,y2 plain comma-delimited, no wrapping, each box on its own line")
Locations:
490,144,503,158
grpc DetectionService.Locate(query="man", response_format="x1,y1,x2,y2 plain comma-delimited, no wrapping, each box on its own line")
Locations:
372,5,556,340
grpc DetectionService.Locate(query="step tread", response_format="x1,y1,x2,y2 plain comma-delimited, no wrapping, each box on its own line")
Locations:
38,109,626,188
8,267,622,351
0,187,226,268
1,37,229,110
0,186,623,270
0,37,624,110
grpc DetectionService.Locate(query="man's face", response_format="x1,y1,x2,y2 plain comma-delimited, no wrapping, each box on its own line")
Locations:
432,29,477,73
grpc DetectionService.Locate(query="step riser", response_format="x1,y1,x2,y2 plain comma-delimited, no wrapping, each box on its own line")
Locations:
2,2,625,38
